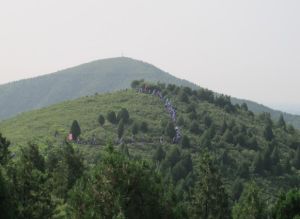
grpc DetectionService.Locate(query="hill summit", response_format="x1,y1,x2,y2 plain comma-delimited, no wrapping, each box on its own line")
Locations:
1,57,300,128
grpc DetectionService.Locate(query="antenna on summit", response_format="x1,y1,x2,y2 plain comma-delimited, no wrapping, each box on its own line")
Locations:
121,52,124,57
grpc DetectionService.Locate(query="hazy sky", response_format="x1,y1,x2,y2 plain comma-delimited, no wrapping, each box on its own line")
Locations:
1,0,300,113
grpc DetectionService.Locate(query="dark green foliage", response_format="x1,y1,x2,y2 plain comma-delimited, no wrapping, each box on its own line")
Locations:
191,152,230,219
188,111,198,120
0,167,16,219
172,161,187,182
277,114,286,130
215,95,236,113
273,189,300,219
68,147,181,219
259,112,273,126
14,144,54,219
264,124,274,141
223,130,234,144
120,143,130,157
0,133,10,165
186,104,196,113
46,142,84,200
241,103,248,111
117,108,130,123
117,119,125,139
131,79,143,88
203,114,212,128
282,157,292,174
232,182,267,219
197,88,215,103
132,122,139,135
181,154,193,173
232,178,244,201
98,114,105,126
292,146,300,169
140,121,148,133
237,162,250,179
190,121,201,134
153,145,166,162
70,120,81,140
179,90,189,103
165,147,181,167
106,111,117,124
62,142,84,190
165,121,176,139
177,116,185,126
252,152,264,175
181,135,191,148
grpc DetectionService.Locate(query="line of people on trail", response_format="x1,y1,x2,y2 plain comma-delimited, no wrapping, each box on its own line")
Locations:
137,85,182,144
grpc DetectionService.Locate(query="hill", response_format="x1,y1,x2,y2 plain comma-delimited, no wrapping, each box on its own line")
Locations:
1,57,300,128
0,57,197,121
1,81,300,206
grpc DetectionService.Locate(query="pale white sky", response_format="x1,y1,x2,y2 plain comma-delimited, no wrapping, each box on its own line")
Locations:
1,0,300,113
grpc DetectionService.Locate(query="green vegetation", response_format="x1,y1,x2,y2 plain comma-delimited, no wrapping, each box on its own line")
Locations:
0,57,299,129
1,81,300,218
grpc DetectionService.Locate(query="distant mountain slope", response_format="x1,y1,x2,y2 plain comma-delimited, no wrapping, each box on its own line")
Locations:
231,97,300,128
0,57,197,120
0,56,299,128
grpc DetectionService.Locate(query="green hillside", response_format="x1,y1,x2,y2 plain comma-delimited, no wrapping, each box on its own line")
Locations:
0,57,197,121
1,81,300,218
0,56,300,129
1,81,300,197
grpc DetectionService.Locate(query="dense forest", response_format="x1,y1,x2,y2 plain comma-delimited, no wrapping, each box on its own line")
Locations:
1,80,300,218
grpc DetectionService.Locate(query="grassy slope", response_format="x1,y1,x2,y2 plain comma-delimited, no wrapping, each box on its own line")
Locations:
0,90,174,161
0,56,299,128
1,87,299,202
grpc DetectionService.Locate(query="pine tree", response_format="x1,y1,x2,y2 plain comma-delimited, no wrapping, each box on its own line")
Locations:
179,91,189,103
14,144,54,218
277,114,286,130
0,133,11,165
241,103,248,111
166,122,176,140
107,111,117,124
273,189,300,219
131,122,139,135
117,108,130,123
292,146,300,169
181,135,191,148
70,120,81,140
118,119,125,139
263,124,274,141
153,145,166,162
192,152,230,219
165,147,181,167
140,121,148,133
232,182,267,219
177,116,185,127
252,152,264,175
98,114,105,126
68,147,180,219
190,121,201,134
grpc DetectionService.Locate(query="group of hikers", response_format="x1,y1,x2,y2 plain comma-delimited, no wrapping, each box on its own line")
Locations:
137,85,182,144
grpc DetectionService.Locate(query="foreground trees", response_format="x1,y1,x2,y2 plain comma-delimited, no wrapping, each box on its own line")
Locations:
273,189,300,219
68,145,183,219
191,152,229,219
232,182,266,219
